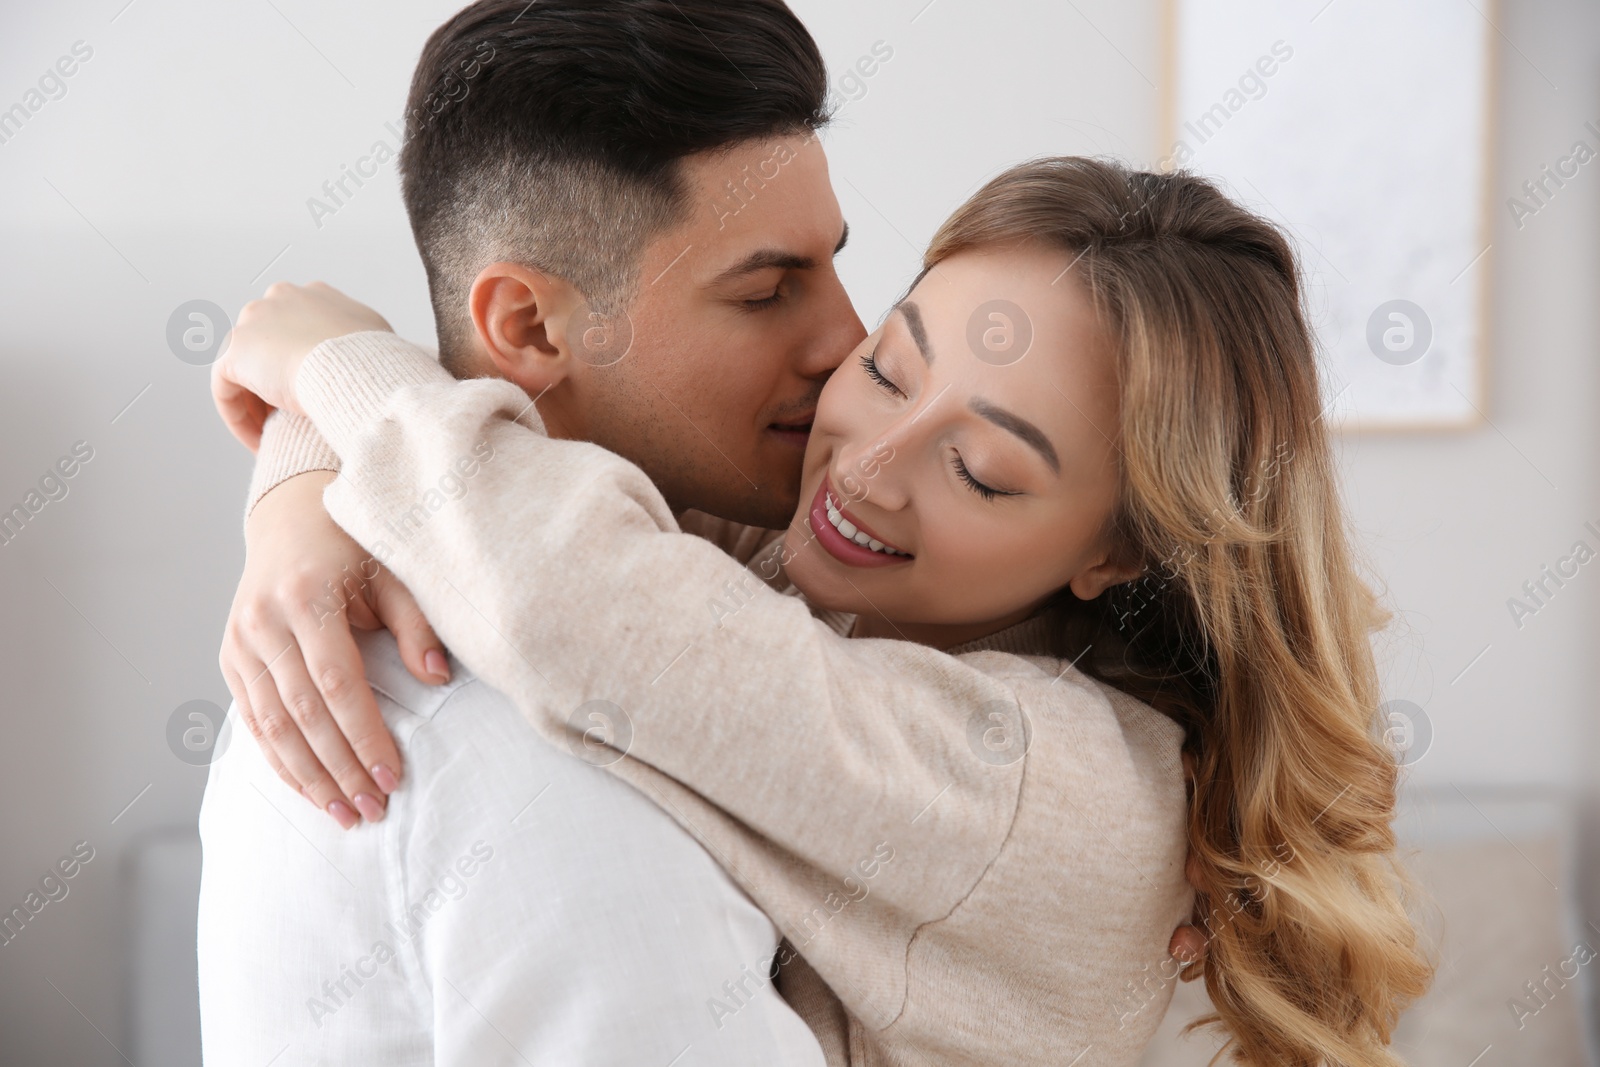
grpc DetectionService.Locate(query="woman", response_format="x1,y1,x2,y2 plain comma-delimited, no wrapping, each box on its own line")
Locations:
214,157,1432,1064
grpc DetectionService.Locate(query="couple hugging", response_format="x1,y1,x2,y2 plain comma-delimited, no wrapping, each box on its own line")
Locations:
196,1,1433,1064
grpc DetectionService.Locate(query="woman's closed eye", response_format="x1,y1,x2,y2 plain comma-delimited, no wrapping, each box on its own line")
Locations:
952,453,1016,501
859,345,904,397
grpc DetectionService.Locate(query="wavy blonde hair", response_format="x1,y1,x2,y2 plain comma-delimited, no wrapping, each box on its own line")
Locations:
922,157,1433,1065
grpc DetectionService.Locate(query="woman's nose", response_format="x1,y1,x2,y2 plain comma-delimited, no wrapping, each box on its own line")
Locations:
835,424,914,510
836,375,956,507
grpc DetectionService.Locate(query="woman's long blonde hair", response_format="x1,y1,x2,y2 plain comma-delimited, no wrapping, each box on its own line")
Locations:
923,157,1433,1065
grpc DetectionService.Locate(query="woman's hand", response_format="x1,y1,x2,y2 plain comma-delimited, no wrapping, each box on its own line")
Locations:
219,470,451,827
211,281,392,451
1168,750,1209,970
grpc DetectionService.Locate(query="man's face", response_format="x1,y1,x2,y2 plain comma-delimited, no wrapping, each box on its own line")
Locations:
571,136,866,529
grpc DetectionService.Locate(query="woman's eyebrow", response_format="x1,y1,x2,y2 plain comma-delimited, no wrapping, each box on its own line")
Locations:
968,397,1061,474
892,300,934,365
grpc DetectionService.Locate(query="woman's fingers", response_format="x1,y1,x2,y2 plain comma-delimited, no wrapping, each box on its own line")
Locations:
224,468,405,828
239,628,361,829
1173,749,1209,970
294,603,405,800
1168,923,1207,968
220,653,304,797
370,570,449,687
209,359,271,451
236,651,354,826
261,639,385,828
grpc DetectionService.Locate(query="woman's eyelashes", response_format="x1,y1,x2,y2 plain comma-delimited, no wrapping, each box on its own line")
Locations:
859,345,905,397
952,454,1015,501
862,343,1018,502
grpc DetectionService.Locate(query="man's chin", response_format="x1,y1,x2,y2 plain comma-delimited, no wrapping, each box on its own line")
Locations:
739,489,805,531
728,452,808,530
684,479,802,532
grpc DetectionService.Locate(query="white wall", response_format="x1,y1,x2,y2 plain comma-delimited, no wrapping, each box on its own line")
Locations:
0,0,1593,1062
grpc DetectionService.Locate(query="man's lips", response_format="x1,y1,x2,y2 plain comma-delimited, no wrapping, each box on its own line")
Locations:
807,476,912,569
767,412,814,447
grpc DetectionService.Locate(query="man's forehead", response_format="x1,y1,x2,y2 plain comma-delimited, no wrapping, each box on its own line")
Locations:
683,140,839,254
627,137,842,288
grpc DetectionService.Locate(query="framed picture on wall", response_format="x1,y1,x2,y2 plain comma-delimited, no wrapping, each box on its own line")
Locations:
1160,0,1499,431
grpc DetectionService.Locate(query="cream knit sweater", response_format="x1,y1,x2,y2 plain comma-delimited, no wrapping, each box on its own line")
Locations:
255,331,1193,1066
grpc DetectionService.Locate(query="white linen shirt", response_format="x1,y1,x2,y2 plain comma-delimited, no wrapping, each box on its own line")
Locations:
197,628,826,1067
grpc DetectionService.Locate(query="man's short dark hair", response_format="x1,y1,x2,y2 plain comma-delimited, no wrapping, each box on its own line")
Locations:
401,0,831,371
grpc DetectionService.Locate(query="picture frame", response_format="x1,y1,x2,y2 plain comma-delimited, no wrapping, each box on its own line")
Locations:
1159,0,1499,431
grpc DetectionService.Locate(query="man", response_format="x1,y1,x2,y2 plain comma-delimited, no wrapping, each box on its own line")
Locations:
199,0,1204,1062
200,3,857,1063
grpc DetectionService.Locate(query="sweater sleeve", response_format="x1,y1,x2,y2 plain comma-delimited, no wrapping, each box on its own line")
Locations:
297,332,1028,979
242,337,447,525
242,410,342,527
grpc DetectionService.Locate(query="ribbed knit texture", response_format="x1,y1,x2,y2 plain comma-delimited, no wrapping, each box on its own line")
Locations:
242,411,342,527
257,331,1193,1066
243,336,447,526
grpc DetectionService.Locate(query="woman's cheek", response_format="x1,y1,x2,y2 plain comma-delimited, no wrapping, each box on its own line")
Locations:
947,520,1032,604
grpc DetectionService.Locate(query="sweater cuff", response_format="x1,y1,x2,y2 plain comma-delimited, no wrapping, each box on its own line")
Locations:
295,330,454,458
243,410,342,527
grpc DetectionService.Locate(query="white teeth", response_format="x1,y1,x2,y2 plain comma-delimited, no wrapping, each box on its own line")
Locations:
822,491,907,557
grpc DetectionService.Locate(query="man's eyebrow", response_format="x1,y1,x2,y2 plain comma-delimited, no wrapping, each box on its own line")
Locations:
969,397,1061,475
709,222,850,287
711,250,815,286
893,300,933,365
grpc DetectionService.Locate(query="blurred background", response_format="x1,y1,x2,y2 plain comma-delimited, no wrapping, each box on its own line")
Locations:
0,0,1594,1063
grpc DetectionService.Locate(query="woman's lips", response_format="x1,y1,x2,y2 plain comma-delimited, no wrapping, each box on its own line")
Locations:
807,476,912,569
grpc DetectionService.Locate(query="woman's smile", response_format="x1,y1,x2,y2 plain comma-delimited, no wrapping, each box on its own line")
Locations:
807,475,913,567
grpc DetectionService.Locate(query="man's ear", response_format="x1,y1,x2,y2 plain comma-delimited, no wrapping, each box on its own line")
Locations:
468,262,583,394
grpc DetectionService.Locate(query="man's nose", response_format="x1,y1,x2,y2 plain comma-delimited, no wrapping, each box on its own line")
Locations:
798,272,866,379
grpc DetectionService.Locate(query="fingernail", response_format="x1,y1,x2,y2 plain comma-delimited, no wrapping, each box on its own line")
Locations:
327,800,359,830
371,763,400,793
424,649,450,682
352,793,386,822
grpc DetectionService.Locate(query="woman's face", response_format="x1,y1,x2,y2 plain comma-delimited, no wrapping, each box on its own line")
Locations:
782,243,1137,646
